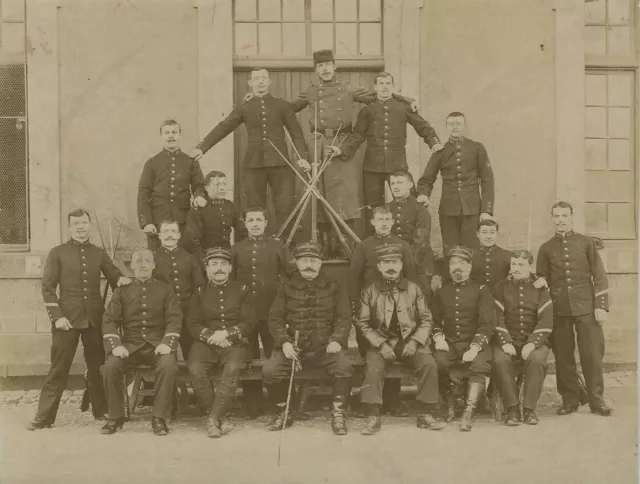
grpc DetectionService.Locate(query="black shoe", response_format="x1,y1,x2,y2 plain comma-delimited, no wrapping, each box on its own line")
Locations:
361,416,382,435
207,417,222,438
151,417,169,436
26,420,52,431
523,409,539,425
388,404,410,418
459,410,473,432
266,410,294,431
417,413,446,430
100,417,125,435
590,404,612,417
505,406,521,427
556,404,579,416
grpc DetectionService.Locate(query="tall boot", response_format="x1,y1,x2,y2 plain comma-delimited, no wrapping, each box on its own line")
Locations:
207,387,234,439
442,391,456,423
191,373,215,417
459,380,485,432
266,382,295,431
361,403,382,436
331,378,350,435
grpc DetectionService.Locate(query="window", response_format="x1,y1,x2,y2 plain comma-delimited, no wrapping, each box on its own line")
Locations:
584,0,637,239
233,0,383,58
0,0,28,250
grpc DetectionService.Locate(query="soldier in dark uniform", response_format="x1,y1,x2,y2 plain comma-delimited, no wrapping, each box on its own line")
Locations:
417,112,495,255
348,205,420,416
231,206,295,417
152,220,205,359
386,170,435,301
187,247,256,438
184,170,246,258
492,249,553,426
101,250,182,436
263,242,353,435
28,209,130,431
356,244,445,435
328,72,443,232
431,247,496,432
536,201,611,416
470,219,512,289
138,119,207,249
191,68,309,233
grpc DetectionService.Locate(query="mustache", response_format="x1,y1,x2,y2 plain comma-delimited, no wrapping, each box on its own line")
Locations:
302,268,317,272
213,271,225,275
384,270,399,275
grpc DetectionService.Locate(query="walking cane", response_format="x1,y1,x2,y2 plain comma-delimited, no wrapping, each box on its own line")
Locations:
277,330,300,467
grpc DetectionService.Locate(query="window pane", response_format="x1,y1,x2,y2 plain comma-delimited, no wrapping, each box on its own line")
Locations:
608,73,632,106
336,23,357,56
282,0,304,21
607,172,632,201
360,0,382,21
608,107,631,138
585,0,606,24
608,26,631,56
0,117,28,245
311,23,333,51
585,26,606,55
609,139,631,170
585,138,608,170
259,0,281,21
585,203,608,233
586,171,609,200
235,0,257,21
585,74,607,105
608,0,631,25
335,0,357,21
2,0,25,22
359,23,381,55
1,22,24,54
608,203,634,236
235,23,258,56
259,23,282,55
283,23,306,56
585,106,607,138
311,0,333,21
0,63,25,117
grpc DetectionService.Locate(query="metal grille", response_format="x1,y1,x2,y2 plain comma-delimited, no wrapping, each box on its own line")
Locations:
0,0,28,249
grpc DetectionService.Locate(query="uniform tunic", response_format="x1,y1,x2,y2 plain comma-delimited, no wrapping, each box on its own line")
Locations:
137,149,206,229
152,246,205,309
185,198,247,257
470,245,512,289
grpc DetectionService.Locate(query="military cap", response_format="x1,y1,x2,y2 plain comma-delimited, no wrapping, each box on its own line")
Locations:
313,49,334,64
293,241,322,259
447,246,473,263
204,247,233,262
375,243,403,261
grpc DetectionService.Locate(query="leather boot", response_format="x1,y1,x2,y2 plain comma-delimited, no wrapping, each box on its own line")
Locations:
361,404,382,436
505,405,521,426
459,381,485,432
27,419,52,431
330,378,350,435
266,382,295,431
590,403,612,417
523,408,539,425
151,417,169,436
443,391,456,423
207,389,234,438
100,417,125,435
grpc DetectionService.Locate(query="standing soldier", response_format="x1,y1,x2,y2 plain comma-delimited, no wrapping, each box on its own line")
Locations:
263,242,353,435
431,247,496,432
138,119,207,249
231,206,295,418
492,249,553,426
28,209,131,430
356,244,444,435
184,170,246,258
328,72,443,233
536,201,611,417
152,220,205,360
101,250,182,436
191,68,310,233
187,247,256,438
417,112,495,254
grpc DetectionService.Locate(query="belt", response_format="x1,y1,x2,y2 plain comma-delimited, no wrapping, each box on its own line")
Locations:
312,126,352,137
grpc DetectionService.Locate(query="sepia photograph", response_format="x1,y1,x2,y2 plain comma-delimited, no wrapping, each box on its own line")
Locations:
0,0,638,483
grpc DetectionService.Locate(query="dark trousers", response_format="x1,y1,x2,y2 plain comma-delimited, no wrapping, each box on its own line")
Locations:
263,349,353,386
244,167,295,235
361,346,439,406
433,342,492,385
187,341,251,413
552,313,605,407
178,311,193,361
36,325,107,423
245,322,273,414
492,343,550,410
438,213,480,255
249,320,274,359
103,344,178,420
146,222,186,250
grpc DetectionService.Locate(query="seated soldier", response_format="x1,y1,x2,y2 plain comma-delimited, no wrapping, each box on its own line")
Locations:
356,243,445,435
492,249,552,426
101,249,182,436
187,247,256,438
431,247,496,432
263,242,353,435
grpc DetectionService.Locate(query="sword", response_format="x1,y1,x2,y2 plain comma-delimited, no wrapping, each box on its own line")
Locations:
277,330,299,467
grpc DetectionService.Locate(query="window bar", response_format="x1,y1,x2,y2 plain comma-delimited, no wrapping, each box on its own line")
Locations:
305,0,311,56
256,0,260,55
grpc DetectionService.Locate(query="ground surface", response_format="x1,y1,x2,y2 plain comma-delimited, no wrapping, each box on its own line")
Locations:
0,372,637,484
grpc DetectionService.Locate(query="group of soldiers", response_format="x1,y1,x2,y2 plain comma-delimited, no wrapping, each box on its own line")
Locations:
27,49,612,439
